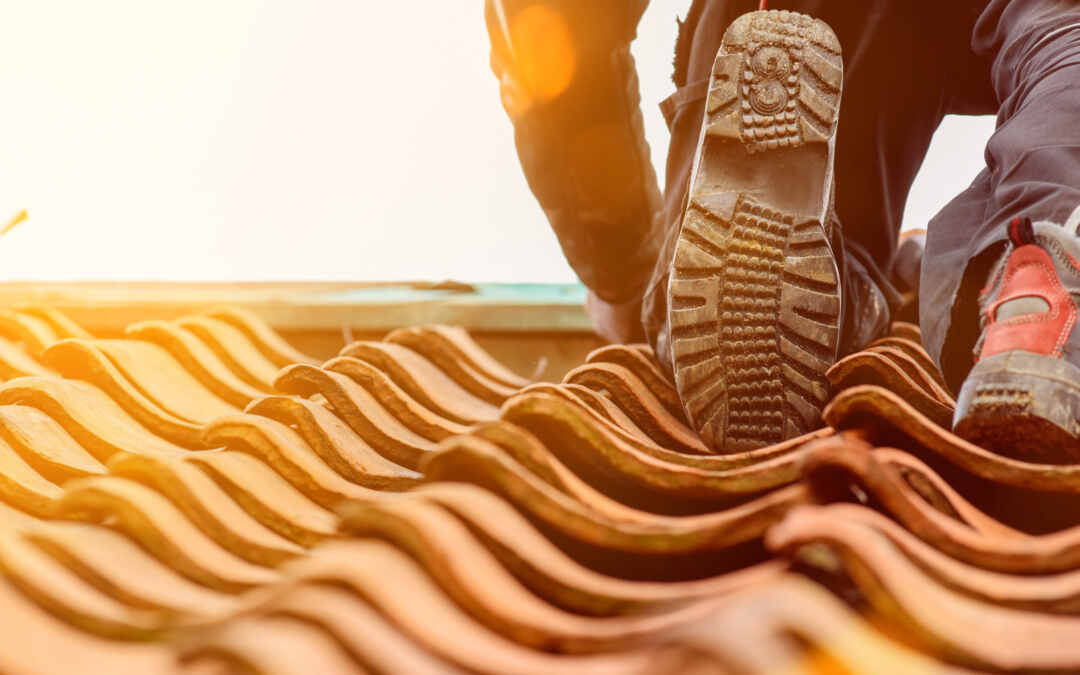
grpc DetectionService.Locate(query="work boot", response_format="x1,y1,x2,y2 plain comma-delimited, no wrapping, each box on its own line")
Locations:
666,10,848,452
954,213,1080,461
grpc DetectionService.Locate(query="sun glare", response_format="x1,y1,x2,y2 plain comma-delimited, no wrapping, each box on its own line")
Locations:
509,5,577,104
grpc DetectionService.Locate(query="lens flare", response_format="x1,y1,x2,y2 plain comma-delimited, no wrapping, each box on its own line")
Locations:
1,210,27,237
509,5,577,104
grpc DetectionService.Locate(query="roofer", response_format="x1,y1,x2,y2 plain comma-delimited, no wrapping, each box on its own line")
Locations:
487,0,1080,458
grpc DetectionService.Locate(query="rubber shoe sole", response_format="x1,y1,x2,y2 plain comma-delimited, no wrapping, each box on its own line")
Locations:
666,10,844,453
954,351,1080,462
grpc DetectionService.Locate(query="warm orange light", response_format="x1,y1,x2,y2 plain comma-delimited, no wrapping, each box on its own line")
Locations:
508,5,577,105
1,210,27,237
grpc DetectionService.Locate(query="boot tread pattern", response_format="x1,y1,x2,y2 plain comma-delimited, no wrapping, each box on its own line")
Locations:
668,10,842,453
669,196,839,452
707,10,842,153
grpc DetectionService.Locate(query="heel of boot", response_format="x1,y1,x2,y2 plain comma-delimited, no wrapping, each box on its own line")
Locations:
705,10,842,152
954,351,1080,461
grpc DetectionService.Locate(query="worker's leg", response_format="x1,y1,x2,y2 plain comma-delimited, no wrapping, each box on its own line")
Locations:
921,0,1080,390
642,0,988,367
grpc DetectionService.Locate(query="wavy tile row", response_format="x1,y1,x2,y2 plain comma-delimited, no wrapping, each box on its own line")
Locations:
0,304,1071,672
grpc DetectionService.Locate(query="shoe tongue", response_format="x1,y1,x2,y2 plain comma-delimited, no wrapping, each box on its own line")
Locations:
1008,216,1036,247
1066,203,1080,235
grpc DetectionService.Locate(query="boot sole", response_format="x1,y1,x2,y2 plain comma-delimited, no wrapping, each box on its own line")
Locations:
667,10,843,453
954,351,1080,462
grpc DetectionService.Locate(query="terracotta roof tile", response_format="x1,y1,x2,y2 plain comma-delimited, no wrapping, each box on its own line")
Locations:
0,306,1071,672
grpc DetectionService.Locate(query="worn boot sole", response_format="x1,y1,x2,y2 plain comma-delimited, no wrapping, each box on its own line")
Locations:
666,10,844,453
954,351,1080,462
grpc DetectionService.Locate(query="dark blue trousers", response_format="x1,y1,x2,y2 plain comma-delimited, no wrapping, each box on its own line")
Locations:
644,0,1080,390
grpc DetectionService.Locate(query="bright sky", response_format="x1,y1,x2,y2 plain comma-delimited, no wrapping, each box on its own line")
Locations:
0,1,995,282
